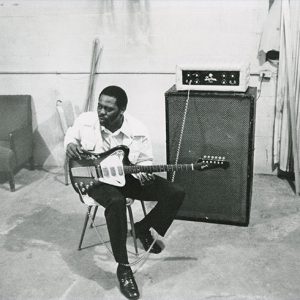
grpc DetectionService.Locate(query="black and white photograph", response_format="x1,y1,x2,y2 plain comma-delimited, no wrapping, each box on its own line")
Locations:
0,0,300,299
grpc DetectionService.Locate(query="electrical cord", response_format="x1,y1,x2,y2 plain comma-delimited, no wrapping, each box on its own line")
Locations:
86,207,158,271
77,81,193,271
256,73,265,101
171,81,192,182
77,188,158,273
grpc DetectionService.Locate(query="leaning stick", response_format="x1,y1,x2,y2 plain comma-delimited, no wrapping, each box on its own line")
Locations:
84,38,102,112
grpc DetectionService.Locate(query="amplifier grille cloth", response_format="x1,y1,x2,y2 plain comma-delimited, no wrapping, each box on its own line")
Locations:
166,88,255,225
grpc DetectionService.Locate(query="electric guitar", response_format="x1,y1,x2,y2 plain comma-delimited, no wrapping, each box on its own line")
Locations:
69,145,229,195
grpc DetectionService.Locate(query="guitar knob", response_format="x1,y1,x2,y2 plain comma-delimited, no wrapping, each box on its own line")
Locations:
86,185,89,189
80,182,84,186
222,156,225,160
90,181,93,186
82,188,85,192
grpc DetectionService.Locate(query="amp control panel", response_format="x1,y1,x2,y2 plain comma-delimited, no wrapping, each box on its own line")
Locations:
176,63,250,92
182,70,240,86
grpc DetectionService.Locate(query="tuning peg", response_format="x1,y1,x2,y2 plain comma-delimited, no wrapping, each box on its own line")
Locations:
82,188,85,192
203,155,207,159
90,181,94,186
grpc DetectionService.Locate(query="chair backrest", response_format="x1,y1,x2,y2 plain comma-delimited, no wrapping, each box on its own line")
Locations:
0,95,32,138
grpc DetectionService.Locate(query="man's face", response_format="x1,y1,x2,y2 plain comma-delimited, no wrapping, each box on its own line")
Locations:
97,94,123,128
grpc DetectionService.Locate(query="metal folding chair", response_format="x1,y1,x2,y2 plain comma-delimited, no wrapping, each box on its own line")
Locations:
78,195,147,255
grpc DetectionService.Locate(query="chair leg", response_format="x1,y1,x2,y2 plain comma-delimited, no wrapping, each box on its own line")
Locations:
64,156,69,185
90,206,98,228
78,206,92,250
141,200,147,217
127,205,139,255
8,172,15,192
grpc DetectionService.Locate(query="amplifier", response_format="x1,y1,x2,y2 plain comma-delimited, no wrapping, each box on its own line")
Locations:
176,62,250,92
165,85,257,225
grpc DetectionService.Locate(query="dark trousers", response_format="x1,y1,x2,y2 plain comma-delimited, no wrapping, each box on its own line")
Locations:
88,175,185,264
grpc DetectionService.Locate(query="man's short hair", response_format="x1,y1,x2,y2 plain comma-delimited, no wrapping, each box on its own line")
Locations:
99,86,128,111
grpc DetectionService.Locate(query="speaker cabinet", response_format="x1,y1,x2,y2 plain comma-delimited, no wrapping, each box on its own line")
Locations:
165,85,256,226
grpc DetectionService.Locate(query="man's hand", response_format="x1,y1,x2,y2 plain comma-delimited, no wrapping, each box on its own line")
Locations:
66,143,83,159
136,173,155,186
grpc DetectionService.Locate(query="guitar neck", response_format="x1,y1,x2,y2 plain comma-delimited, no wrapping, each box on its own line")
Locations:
124,163,195,174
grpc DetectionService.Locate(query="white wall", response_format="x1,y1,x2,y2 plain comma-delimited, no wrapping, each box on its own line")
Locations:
0,0,276,174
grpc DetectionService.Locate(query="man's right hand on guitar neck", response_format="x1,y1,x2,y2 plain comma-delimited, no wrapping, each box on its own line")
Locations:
66,143,83,159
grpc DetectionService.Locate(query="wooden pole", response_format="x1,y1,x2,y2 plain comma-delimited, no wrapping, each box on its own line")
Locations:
84,39,103,112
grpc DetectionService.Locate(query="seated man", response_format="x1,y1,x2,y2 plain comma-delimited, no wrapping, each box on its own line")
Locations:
65,85,185,300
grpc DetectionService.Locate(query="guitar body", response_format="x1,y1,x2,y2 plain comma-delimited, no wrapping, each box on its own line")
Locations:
69,145,132,194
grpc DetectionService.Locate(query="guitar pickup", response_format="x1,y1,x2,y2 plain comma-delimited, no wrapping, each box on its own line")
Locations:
117,166,124,176
71,166,98,178
101,167,109,177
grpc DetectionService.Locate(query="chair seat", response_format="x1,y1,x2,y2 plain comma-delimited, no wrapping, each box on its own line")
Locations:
81,194,99,206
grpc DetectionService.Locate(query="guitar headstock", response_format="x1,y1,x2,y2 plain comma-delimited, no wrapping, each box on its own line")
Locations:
194,155,229,171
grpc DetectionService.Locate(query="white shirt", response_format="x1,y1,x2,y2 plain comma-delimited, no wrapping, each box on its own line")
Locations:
64,111,153,166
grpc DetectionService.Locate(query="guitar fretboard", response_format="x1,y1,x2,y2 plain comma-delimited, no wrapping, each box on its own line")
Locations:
124,164,195,174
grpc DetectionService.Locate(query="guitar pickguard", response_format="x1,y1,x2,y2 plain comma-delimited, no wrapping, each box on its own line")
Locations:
97,149,126,187
70,149,126,187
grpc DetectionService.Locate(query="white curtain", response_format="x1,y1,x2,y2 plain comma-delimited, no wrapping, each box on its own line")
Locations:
259,0,300,192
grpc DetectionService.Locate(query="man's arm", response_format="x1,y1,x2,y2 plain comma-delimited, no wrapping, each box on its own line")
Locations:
64,118,83,159
134,135,155,185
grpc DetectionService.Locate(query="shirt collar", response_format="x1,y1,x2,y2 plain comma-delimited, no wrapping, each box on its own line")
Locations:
100,113,132,138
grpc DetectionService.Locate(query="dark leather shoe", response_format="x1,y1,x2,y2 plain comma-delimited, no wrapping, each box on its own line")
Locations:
134,226,162,254
117,266,140,300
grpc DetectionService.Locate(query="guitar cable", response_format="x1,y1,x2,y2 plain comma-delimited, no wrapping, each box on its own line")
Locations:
171,81,191,182
76,83,191,271
87,207,158,270
133,83,191,271
77,188,158,272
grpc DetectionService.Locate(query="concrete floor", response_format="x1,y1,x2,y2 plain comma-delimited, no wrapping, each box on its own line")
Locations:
0,168,300,300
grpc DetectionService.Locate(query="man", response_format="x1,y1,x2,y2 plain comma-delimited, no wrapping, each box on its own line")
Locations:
65,85,185,300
